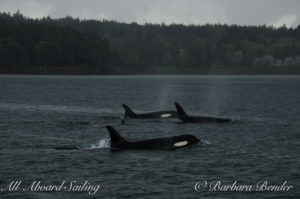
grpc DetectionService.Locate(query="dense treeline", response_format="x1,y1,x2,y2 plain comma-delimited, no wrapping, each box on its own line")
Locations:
1,11,300,74
0,12,111,74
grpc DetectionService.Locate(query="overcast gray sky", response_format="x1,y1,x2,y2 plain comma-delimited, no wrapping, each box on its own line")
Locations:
0,0,299,27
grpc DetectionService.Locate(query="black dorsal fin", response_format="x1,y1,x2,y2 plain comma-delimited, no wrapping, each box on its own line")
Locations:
174,102,188,117
122,104,137,117
106,126,127,147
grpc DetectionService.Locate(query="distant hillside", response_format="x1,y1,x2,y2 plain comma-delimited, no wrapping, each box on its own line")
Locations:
1,12,300,74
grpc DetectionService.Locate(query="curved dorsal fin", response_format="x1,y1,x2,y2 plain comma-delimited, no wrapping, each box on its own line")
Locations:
122,104,137,117
174,102,188,117
106,126,127,147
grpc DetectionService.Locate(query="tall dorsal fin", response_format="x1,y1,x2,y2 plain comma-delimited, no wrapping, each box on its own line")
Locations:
174,102,188,117
106,126,127,147
122,104,137,117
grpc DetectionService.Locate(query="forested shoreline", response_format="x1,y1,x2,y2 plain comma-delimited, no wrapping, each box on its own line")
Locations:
1,12,300,74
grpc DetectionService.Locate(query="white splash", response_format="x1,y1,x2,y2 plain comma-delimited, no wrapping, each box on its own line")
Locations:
80,137,111,150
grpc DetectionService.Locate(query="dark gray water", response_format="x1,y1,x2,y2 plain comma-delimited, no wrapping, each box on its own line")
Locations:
0,75,299,199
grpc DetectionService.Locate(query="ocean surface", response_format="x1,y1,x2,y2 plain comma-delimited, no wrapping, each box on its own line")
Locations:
0,75,299,199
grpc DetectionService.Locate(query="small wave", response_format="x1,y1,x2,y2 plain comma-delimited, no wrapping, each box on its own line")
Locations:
80,137,111,150
201,139,211,145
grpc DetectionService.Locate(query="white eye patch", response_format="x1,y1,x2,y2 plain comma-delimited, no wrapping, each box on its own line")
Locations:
160,114,172,118
174,141,189,147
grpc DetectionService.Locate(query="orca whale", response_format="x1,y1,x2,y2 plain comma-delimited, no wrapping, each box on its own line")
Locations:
106,126,199,151
122,104,177,119
175,102,231,123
